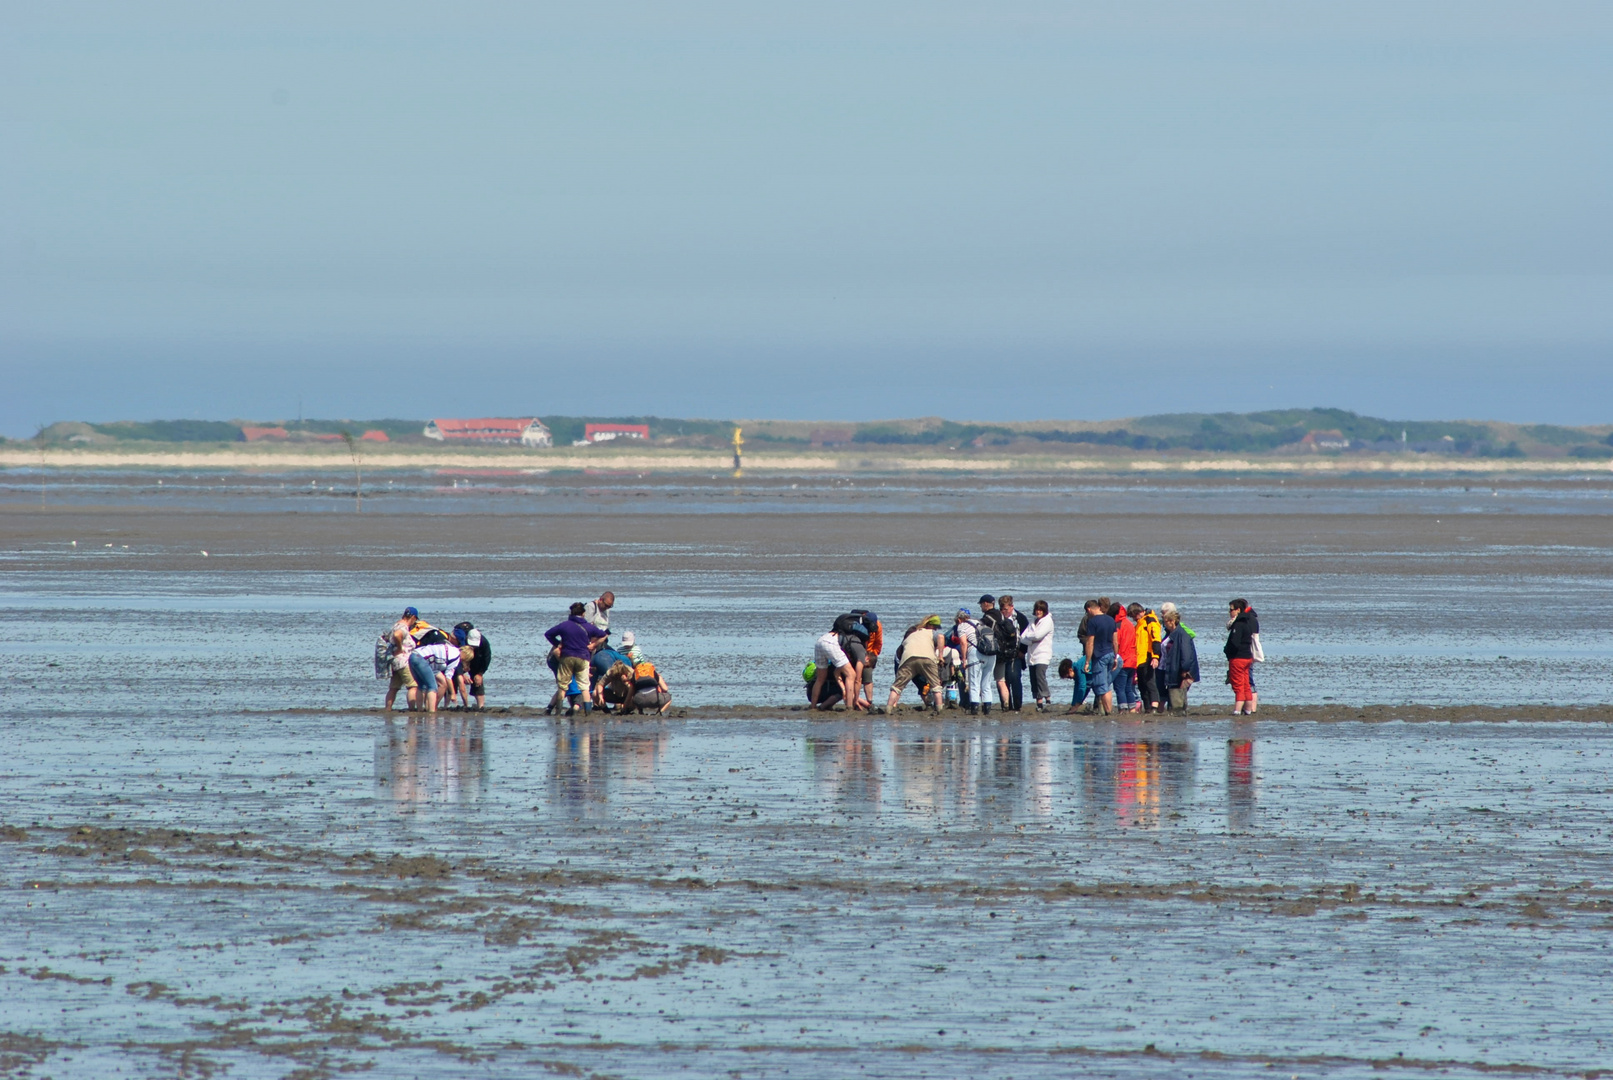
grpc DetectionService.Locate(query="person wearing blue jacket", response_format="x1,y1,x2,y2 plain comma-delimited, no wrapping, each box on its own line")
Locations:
1156,604,1200,713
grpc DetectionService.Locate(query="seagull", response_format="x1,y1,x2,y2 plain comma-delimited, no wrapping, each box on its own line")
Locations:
201,550,209,557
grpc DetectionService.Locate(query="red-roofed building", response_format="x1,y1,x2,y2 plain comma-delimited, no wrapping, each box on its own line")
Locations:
360,430,389,442
241,426,290,442
582,423,650,444
423,418,552,447
1299,429,1350,450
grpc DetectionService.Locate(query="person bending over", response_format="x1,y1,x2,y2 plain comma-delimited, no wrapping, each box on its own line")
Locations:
809,629,858,711
545,602,608,714
886,616,946,714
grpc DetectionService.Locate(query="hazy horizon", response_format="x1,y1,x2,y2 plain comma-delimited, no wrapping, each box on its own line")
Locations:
5,2,1610,437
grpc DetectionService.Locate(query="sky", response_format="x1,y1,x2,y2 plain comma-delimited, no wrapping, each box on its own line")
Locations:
2,1,1609,435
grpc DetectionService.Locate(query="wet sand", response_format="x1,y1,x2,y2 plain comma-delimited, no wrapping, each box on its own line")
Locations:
4,487,1613,1077
300,703,1613,724
6,714,1613,1078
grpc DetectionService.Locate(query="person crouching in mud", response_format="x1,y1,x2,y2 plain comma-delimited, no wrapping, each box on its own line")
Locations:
625,654,672,715
809,626,860,711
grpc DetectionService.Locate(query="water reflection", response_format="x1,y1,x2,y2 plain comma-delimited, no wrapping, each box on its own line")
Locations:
1074,740,1197,828
376,716,486,806
980,737,1056,822
1227,736,1256,830
807,735,884,810
809,735,1059,822
549,723,670,815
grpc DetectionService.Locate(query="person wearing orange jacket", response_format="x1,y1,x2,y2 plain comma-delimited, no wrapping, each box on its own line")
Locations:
1129,603,1164,713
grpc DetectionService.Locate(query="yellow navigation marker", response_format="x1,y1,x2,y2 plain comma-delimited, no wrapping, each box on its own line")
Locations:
731,426,744,476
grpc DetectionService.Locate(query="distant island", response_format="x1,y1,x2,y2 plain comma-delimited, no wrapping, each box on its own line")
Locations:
17,409,1613,463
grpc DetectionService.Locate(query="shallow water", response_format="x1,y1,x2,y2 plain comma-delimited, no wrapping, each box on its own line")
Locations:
5,714,1612,1078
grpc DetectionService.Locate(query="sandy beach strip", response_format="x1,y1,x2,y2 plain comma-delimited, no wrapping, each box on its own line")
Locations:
4,445,1612,475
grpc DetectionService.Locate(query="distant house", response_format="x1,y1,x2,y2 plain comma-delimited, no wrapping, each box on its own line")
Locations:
1299,429,1350,450
581,423,651,444
241,426,290,442
360,430,389,442
422,418,552,447
810,428,855,448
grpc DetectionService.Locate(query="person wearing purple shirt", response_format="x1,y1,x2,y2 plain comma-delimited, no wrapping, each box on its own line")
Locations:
545,602,607,713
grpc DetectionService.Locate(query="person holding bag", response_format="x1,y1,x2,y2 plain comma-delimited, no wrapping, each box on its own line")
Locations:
1224,599,1260,715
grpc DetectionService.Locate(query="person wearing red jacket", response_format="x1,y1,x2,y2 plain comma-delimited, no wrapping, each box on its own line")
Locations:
1111,602,1139,713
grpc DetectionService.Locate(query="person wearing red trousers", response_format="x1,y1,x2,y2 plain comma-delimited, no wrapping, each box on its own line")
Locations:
1224,599,1260,714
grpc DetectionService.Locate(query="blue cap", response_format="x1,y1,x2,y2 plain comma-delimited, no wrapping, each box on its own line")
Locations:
403,606,419,618
958,607,971,616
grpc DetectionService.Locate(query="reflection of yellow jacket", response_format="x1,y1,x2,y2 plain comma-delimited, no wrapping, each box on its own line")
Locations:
1136,611,1163,665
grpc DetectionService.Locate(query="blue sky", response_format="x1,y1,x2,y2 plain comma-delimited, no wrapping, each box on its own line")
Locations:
2,1,1609,434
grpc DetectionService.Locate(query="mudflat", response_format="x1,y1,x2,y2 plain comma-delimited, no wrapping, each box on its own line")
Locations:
3,478,1611,1078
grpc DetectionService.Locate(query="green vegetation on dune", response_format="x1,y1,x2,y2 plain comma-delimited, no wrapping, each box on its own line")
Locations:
90,420,245,443
538,416,734,446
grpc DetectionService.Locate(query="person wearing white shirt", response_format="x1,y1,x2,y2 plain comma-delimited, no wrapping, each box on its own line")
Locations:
1020,600,1056,712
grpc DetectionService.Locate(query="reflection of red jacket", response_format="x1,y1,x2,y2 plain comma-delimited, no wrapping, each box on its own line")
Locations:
1116,612,1137,670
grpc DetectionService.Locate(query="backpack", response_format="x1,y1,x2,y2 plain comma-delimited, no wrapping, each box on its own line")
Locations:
633,660,659,690
833,612,860,636
414,626,450,647
974,613,998,654
373,634,392,678
995,613,1021,654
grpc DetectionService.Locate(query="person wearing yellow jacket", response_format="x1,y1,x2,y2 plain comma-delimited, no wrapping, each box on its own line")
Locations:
1129,603,1165,714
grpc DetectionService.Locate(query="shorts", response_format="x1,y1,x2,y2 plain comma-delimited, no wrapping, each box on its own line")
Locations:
389,666,416,692
556,655,590,695
814,636,850,670
1086,653,1117,694
407,652,436,690
993,655,1017,682
632,688,671,711
890,656,938,694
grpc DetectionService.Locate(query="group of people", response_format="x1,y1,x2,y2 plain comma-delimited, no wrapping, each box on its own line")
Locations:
376,607,493,713
542,592,672,716
807,597,1263,716
374,590,673,717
